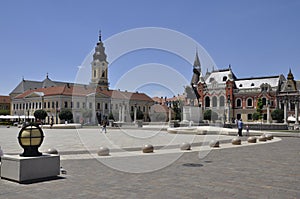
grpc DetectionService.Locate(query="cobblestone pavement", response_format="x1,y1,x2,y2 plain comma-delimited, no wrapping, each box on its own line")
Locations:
0,132,299,198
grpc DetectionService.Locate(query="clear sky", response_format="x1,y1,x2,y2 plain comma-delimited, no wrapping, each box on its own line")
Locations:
0,0,299,97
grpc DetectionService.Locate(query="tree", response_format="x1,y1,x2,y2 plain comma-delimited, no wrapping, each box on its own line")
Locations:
204,110,212,121
172,100,182,121
59,109,73,123
130,109,144,120
256,98,263,120
34,109,47,121
0,110,10,115
271,109,284,122
252,112,260,121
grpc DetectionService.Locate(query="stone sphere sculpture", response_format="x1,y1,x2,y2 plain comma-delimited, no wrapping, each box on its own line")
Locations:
142,144,154,153
247,136,257,143
258,135,267,142
232,137,241,145
209,140,220,148
97,147,110,156
46,148,58,155
265,134,273,140
180,142,191,150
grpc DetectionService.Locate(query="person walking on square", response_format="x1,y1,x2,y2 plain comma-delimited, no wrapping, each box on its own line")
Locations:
246,125,249,136
101,117,107,133
237,119,243,136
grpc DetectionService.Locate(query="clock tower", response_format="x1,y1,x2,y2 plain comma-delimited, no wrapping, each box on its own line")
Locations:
90,31,109,89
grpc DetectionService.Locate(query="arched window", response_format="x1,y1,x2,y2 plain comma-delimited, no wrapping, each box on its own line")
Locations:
212,96,217,107
236,99,242,107
262,98,267,106
219,96,225,107
205,97,210,108
247,98,253,107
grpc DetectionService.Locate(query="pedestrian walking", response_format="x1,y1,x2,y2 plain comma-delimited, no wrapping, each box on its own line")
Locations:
101,117,107,133
245,125,249,136
237,119,243,136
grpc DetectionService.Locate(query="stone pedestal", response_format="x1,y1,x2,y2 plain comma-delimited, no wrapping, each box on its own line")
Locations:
1,154,60,183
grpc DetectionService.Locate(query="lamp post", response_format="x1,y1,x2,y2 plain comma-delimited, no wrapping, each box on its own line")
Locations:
227,95,231,124
18,123,44,157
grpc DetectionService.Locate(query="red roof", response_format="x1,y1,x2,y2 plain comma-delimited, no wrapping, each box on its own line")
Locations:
14,85,153,102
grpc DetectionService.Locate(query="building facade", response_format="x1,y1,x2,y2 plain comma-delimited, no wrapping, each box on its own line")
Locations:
190,52,300,125
10,34,154,124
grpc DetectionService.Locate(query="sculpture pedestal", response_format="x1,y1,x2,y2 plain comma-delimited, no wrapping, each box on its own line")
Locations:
1,154,60,183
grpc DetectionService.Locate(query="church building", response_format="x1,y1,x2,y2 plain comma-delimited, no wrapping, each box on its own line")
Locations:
10,33,154,124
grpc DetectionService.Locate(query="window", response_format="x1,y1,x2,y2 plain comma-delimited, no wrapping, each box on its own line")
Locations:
39,102,41,109
32,103,34,109
13,104,15,110
89,102,92,109
143,106,146,112
237,114,241,120
247,114,253,121
105,103,108,110
262,98,267,106
251,83,255,86
56,101,58,108
71,102,73,108
115,104,118,109
205,97,210,108
44,102,46,108
236,99,242,107
212,96,217,107
83,102,86,108
263,114,267,120
52,102,55,108
102,70,105,78
247,98,253,107
239,84,243,87
94,70,97,78
97,103,100,110
219,96,225,107
77,102,80,109
64,101,68,108
48,102,50,109
131,106,134,112
223,76,227,82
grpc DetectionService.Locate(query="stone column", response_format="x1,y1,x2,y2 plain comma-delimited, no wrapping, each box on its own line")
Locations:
267,104,270,124
134,106,137,122
295,101,299,125
118,106,122,122
122,105,125,122
284,100,288,124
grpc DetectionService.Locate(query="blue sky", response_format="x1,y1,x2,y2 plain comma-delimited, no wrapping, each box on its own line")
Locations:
0,0,299,97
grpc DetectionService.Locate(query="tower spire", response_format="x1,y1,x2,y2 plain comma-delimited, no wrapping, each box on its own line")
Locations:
98,30,102,42
193,49,201,67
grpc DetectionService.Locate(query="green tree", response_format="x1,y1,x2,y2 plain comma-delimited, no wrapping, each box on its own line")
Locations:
172,100,182,121
256,98,263,120
0,110,10,115
130,109,144,120
271,109,284,122
203,110,212,120
34,109,47,121
59,109,73,123
252,112,260,121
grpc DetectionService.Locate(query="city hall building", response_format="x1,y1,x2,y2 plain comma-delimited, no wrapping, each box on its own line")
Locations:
10,34,154,124
190,52,300,125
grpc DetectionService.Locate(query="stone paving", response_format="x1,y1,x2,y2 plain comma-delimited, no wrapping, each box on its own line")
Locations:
0,126,299,198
